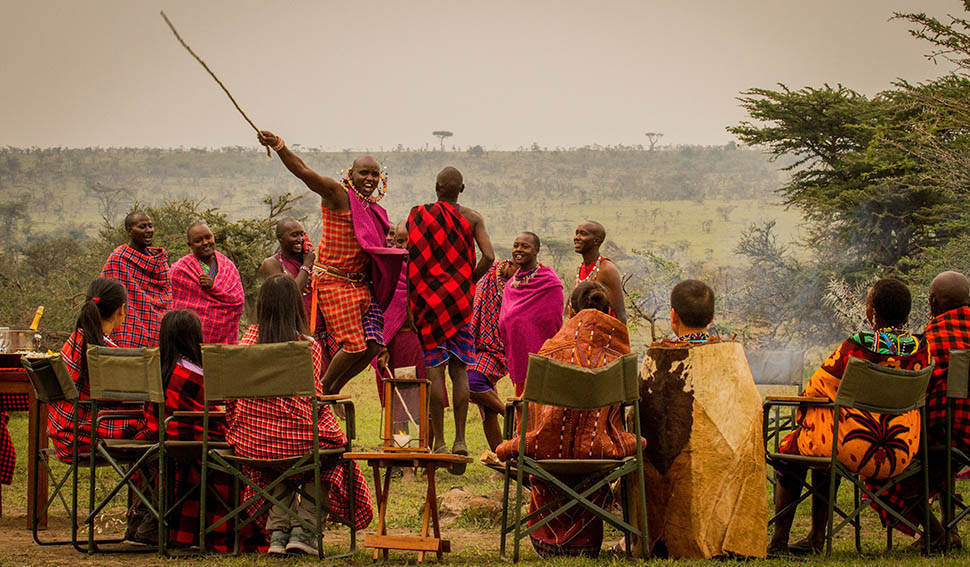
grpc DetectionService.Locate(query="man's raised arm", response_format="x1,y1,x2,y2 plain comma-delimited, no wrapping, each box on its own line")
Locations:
258,131,347,209
468,209,495,283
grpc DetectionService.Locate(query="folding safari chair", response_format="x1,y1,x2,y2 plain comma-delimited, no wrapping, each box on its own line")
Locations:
199,341,358,558
499,353,647,562
20,354,90,548
764,356,933,555
84,346,164,554
943,350,970,553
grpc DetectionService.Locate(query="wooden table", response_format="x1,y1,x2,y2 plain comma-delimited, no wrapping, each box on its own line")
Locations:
0,358,48,529
344,451,472,562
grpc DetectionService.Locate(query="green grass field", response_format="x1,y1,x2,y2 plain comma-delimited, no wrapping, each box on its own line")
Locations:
1,368,965,565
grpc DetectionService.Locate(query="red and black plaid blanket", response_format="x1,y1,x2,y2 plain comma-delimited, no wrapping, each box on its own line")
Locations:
101,244,171,348
877,306,970,534
0,372,28,485
407,201,476,351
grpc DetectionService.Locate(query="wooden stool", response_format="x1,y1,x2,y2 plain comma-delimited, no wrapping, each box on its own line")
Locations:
344,452,472,562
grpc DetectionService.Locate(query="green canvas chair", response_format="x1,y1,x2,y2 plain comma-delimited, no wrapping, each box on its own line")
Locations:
199,341,357,558
84,346,165,554
499,353,647,561
764,356,933,555
943,350,970,552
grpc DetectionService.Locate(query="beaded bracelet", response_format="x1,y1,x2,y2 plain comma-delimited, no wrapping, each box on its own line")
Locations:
272,137,286,151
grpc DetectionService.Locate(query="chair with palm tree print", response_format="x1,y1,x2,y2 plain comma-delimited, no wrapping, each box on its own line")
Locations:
764,356,933,555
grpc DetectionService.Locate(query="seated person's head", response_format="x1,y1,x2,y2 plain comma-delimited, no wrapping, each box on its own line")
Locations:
571,281,612,315
866,277,911,329
929,271,970,317
159,309,203,382
670,279,714,337
78,277,127,344
256,274,308,343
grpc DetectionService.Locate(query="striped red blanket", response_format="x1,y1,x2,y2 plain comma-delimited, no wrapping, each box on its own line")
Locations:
470,260,511,379
407,201,476,351
170,251,244,344
101,244,171,348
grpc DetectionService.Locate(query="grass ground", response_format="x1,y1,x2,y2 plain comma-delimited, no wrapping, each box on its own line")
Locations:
0,368,966,566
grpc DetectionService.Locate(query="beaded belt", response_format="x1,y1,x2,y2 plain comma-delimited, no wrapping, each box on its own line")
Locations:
313,262,368,285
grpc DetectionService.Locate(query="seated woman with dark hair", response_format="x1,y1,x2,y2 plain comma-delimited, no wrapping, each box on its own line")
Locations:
48,277,144,461
770,278,930,555
496,280,640,557
227,274,373,556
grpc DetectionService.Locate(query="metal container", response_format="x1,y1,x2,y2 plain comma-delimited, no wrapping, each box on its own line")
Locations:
0,328,42,353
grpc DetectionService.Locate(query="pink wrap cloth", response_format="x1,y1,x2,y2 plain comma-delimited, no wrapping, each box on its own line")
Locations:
170,251,245,344
498,266,564,385
347,190,406,310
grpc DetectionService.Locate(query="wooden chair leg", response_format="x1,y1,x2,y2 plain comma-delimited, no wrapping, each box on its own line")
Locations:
428,466,442,561
418,465,434,563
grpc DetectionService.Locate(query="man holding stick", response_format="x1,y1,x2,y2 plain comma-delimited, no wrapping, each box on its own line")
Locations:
258,131,405,394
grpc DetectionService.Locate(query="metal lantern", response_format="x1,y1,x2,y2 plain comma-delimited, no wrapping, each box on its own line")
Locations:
380,365,430,452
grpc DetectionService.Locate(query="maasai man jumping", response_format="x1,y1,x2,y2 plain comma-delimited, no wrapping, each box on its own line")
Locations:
573,221,626,323
407,167,495,461
259,217,316,319
170,222,245,344
258,131,405,394
101,211,171,347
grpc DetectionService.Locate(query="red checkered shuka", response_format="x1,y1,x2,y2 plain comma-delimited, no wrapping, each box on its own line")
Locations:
101,244,171,348
226,325,373,530
169,251,245,345
407,201,476,351
47,330,146,462
315,206,373,354
470,260,510,379
138,358,225,441
0,411,14,485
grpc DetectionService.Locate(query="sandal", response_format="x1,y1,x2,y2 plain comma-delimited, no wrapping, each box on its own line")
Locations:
449,441,469,476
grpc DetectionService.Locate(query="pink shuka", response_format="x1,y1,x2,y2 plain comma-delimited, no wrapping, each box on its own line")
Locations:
101,244,171,348
498,265,564,385
170,251,245,344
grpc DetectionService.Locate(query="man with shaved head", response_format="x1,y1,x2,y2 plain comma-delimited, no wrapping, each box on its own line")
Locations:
573,221,626,323
100,211,171,347
878,271,970,550
260,217,316,318
170,222,245,344
407,166,495,464
259,131,406,394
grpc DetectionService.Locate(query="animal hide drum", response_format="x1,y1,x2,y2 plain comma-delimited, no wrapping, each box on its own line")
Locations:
638,341,767,559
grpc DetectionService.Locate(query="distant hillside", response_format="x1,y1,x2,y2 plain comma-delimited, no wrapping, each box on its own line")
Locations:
0,145,799,262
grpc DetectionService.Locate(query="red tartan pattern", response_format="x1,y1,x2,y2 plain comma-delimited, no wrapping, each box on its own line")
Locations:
407,201,476,351
470,261,509,379
101,244,171,348
321,299,384,359
0,411,13,485
226,326,373,531
315,206,372,353
170,251,245,345
0,391,29,412
47,330,146,462
138,359,225,441
877,306,970,535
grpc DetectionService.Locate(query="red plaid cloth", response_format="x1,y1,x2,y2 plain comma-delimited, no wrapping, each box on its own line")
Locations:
138,359,225,441
314,206,372,354
877,306,970,535
226,326,373,531
170,251,245,345
407,201,477,352
47,330,146,462
0,411,13,485
470,260,510,379
101,244,171,348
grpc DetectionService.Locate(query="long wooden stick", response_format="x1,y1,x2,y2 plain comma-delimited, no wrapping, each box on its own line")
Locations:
160,11,270,155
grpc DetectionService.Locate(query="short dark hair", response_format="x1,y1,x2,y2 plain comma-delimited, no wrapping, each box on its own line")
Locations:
276,217,301,238
124,211,147,230
571,281,611,315
521,231,541,249
870,277,911,327
186,221,208,241
670,279,715,328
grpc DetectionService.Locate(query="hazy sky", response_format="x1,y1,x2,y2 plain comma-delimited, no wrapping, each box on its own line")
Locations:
0,0,961,150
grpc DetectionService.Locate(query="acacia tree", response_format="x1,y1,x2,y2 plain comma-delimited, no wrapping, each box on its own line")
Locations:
432,130,453,151
644,132,663,151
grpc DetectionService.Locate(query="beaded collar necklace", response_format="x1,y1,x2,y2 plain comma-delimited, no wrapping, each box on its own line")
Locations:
576,255,604,283
510,264,542,289
677,332,712,344
871,325,915,356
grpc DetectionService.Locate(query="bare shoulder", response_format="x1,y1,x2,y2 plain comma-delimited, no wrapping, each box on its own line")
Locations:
259,255,283,277
599,258,622,280
458,205,484,225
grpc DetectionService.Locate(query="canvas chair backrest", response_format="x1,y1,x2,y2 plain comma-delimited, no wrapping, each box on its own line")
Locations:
834,356,933,415
744,349,805,386
947,350,970,400
523,353,639,409
86,346,163,404
20,354,78,403
201,341,314,401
